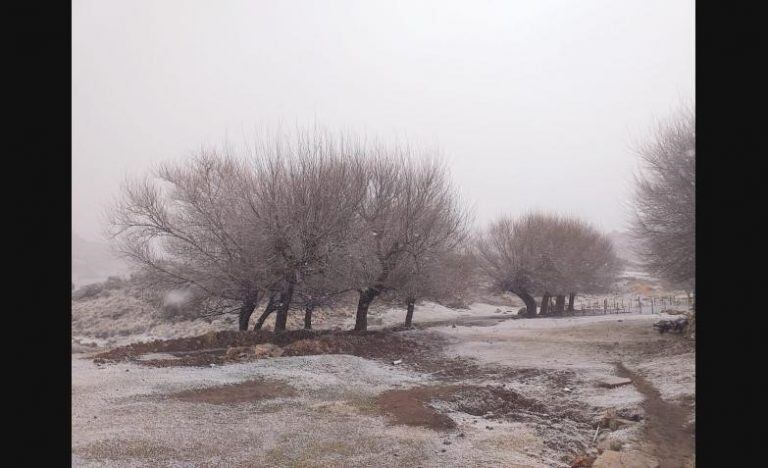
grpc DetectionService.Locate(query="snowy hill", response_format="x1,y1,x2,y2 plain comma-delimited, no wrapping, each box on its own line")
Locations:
72,233,130,287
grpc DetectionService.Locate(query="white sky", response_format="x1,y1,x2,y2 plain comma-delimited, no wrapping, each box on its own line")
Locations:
73,0,694,241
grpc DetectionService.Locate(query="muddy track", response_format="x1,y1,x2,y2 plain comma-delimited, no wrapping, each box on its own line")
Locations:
615,362,694,468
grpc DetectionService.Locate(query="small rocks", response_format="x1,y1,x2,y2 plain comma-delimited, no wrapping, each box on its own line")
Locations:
592,449,659,468
597,376,632,388
225,343,283,360
443,440,452,445
485,426,493,430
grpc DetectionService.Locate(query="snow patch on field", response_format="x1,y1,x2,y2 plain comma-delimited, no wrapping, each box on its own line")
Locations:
630,352,695,403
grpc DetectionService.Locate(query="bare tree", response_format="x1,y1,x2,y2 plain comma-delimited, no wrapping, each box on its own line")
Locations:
387,158,472,327
544,216,623,314
476,212,620,317
107,152,274,330
351,151,470,331
631,105,695,291
475,214,548,316
242,129,370,331
108,129,371,332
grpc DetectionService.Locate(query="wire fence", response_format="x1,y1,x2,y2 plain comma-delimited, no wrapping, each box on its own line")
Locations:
564,293,692,317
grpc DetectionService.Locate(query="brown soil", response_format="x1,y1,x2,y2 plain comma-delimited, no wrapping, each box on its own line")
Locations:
168,378,296,405
93,328,434,367
375,383,567,431
376,385,461,431
615,362,694,468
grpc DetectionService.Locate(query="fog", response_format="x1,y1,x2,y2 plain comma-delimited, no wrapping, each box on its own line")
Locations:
73,0,694,242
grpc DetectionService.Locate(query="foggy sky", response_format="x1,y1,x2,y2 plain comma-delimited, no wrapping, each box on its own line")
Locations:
73,0,694,242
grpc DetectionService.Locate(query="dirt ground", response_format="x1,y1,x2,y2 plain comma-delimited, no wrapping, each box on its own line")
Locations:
72,306,694,467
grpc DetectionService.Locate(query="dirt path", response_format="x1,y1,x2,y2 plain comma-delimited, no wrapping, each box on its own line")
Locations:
615,362,694,468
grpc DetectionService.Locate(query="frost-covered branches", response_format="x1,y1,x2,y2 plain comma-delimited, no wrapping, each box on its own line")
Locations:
631,106,695,290
476,212,621,316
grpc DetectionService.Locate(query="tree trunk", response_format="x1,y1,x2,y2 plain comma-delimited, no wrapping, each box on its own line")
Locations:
304,306,313,330
511,289,537,317
540,292,551,316
274,284,294,332
354,288,378,331
567,292,576,312
554,295,565,315
254,293,279,330
238,298,258,331
404,299,416,327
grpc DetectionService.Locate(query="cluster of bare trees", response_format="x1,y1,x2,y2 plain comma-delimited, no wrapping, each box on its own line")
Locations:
631,105,695,292
109,114,691,332
475,212,622,317
108,131,471,332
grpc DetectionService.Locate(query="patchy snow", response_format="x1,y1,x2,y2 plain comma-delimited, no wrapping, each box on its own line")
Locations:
629,352,695,403
340,301,520,329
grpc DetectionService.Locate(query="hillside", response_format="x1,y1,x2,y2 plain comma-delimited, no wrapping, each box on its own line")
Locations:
72,232,130,287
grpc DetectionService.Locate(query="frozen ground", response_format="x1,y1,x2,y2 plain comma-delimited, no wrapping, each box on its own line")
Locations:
72,304,694,467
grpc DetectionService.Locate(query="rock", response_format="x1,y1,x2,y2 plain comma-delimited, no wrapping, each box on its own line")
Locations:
564,387,571,392
393,359,403,365
592,450,659,468
225,343,283,359
252,343,283,358
571,454,597,467
485,426,493,430
598,377,632,388
443,440,452,445
597,407,635,429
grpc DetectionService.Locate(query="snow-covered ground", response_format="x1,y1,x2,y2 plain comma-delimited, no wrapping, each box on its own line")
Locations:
72,307,694,467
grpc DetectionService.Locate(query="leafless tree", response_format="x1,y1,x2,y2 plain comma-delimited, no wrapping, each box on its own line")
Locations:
543,216,623,314
108,129,371,332
476,212,620,317
107,152,274,330
631,105,695,291
352,151,470,331
242,129,370,331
